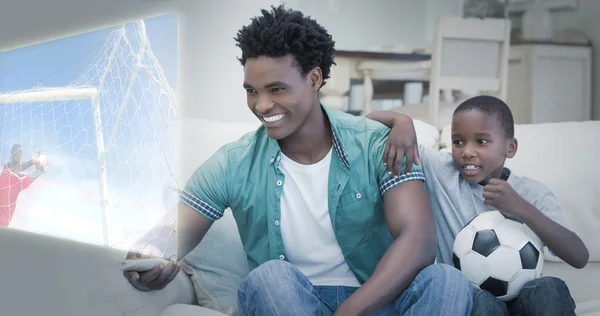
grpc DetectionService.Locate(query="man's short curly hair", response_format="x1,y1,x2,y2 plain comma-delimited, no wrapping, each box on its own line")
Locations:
234,5,336,88
453,95,515,139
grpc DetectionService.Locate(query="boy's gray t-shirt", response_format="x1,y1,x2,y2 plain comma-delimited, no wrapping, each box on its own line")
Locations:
419,146,571,265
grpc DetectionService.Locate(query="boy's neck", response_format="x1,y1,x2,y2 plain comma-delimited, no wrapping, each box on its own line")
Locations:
278,102,333,165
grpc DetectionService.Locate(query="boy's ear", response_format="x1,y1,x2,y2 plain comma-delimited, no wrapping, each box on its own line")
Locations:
506,138,518,158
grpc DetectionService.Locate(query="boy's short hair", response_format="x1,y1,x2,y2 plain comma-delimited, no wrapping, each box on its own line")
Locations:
453,95,515,139
233,5,336,88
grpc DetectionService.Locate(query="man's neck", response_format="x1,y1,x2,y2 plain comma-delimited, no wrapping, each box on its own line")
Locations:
278,103,333,165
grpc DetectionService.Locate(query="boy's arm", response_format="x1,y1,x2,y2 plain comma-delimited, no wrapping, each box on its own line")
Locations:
483,179,589,269
366,110,404,128
513,199,588,269
336,134,435,316
366,111,420,176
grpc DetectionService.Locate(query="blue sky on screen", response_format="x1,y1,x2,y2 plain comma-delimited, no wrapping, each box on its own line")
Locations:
0,14,179,247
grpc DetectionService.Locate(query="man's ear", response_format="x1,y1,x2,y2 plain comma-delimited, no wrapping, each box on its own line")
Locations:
506,138,518,159
309,67,323,91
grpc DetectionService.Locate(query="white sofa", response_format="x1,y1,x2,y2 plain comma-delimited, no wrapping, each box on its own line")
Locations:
0,117,598,316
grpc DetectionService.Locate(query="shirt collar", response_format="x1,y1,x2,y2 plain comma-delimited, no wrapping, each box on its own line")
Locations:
266,104,350,169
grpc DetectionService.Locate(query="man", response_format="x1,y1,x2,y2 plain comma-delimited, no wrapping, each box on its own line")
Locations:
124,6,473,315
0,144,44,227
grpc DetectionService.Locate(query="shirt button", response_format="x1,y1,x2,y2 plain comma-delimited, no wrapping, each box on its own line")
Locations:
277,156,281,161
274,220,280,226
355,193,362,199
276,180,283,186
279,255,285,260
270,157,274,162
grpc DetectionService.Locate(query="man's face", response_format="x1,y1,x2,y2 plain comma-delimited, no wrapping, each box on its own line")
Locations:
451,111,516,184
243,55,319,140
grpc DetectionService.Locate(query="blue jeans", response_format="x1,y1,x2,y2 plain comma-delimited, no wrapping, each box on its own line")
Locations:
237,260,473,316
471,276,576,316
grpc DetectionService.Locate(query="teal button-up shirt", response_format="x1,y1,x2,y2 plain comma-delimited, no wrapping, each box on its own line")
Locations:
181,106,425,284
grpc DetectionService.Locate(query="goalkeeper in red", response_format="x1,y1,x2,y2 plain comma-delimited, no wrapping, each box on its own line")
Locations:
0,144,46,227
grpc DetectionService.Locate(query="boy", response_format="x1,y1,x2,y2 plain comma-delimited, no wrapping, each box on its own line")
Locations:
124,5,473,316
368,95,589,315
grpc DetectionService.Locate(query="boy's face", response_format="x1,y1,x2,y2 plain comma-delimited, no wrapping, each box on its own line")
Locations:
243,55,321,140
451,111,517,184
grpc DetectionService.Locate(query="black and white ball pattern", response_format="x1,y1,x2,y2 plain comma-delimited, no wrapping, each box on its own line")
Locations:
452,211,545,301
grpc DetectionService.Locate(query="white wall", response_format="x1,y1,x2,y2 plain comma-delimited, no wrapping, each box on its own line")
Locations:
292,0,429,52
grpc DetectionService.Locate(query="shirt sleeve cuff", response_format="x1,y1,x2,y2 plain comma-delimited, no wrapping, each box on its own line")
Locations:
380,171,426,195
180,189,224,221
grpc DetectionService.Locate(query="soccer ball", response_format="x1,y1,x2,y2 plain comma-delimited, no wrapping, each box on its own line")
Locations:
452,211,544,301
35,153,48,170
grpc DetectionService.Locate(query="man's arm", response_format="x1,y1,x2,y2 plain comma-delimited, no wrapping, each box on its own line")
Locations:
124,145,231,291
176,144,232,259
338,180,436,315
177,202,215,259
336,127,436,315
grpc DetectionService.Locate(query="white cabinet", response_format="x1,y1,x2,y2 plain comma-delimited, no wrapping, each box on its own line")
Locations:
507,43,592,124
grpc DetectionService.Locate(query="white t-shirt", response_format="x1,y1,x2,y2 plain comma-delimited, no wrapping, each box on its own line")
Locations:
279,147,361,287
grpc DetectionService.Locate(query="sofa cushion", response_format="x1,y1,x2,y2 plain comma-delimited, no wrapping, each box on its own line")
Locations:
0,227,196,316
181,210,249,316
412,119,440,150
440,121,600,262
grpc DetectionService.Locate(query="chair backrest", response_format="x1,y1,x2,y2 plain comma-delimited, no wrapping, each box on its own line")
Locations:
428,17,511,127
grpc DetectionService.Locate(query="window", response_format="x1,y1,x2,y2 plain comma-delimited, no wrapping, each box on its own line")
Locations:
0,13,178,254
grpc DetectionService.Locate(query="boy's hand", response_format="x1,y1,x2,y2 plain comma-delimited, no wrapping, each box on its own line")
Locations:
383,116,420,176
483,179,522,216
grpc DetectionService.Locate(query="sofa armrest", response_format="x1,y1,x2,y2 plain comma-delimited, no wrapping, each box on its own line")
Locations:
0,227,196,316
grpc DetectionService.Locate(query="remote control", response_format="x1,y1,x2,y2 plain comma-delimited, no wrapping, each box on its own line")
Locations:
117,258,171,272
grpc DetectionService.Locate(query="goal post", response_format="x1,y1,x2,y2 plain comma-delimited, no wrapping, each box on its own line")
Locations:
0,87,97,104
0,87,113,246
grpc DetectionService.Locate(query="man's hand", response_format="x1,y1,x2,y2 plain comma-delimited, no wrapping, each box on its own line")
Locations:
382,115,420,176
122,250,181,292
483,178,522,216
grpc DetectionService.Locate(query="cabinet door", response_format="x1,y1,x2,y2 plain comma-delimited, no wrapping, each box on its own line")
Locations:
530,45,592,123
507,46,533,124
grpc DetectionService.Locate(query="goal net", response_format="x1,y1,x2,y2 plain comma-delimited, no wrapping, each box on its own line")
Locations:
0,20,179,253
